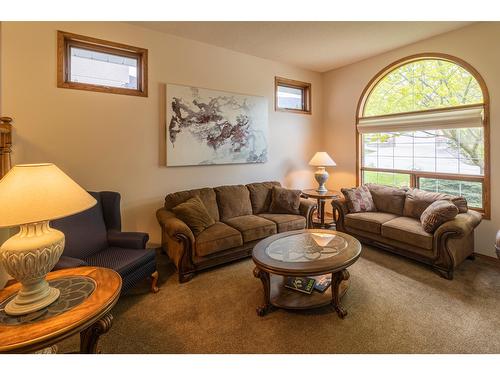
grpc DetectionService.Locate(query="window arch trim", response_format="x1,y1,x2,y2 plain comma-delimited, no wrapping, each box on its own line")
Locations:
355,53,490,219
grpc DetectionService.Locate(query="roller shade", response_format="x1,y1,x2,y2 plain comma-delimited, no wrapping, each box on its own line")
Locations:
357,105,484,134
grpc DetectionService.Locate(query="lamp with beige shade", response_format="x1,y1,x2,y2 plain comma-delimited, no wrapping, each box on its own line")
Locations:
309,152,336,193
0,163,96,315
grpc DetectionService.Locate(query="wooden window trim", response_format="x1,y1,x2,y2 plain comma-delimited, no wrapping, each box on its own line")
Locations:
361,167,486,213
355,53,490,219
275,76,311,115
57,30,148,97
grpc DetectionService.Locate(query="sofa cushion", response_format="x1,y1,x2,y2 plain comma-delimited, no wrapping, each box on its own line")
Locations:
246,181,281,214
258,213,306,233
403,188,468,219
172,196,215,236
366,184,407,215
341,185,377,213
215,185,253,221
269,186,301,214
195,222,243,257
345,212,399,234
420,200,459,233
165,187,219,222
381,217,433,250
224,215,277,242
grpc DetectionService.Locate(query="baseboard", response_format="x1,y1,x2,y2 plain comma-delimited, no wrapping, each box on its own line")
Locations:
474,252,500,266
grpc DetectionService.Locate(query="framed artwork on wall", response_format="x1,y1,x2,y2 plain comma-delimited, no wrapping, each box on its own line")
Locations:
166,84,268,166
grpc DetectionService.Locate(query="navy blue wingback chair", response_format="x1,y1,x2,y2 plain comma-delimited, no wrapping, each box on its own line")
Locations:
52,191,159,295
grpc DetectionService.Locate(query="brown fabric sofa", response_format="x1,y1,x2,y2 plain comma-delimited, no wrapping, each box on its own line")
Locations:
157,181,316,282
332,184,482,279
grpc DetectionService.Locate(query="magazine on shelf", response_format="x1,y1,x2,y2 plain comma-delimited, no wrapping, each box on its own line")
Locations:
284,277,316,294
312,275,332,293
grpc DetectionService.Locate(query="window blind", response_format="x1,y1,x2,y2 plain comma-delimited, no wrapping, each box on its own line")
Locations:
357,105,484,134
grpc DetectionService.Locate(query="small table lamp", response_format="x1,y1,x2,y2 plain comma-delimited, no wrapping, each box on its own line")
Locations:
309,151,336,193
0,163,96,315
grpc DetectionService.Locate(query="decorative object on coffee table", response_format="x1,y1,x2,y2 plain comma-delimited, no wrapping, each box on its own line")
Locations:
0,163,96,316
309,152,336,193
252,229,361,318
0,267,121,353
301,189,340,229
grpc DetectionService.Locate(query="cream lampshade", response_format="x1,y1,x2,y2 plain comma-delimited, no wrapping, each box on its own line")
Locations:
309,152,336,193
0,163,96,315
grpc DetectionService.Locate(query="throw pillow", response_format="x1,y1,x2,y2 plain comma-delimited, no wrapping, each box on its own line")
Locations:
420,200,459,233
341,185,377,213
172,196,215,236
269,186,301,214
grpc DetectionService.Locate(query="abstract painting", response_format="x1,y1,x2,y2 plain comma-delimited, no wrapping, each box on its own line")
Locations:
166,84,268,166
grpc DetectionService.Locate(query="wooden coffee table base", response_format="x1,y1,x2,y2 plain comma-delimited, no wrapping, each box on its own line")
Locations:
253,267,350,318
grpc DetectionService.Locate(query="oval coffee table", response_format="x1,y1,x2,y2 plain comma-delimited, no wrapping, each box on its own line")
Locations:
252,229,361,318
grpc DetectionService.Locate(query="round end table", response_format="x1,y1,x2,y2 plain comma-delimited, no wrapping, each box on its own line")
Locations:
301,189,340,229
0,267,121,354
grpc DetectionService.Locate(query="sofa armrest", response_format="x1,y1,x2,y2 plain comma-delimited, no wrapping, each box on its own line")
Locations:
433,210,482,239
432,210,482,272
52,256,89,271
156,208,196,282
299,198,317,228
156,208,195,243
331,197,349,231
108,230,149,249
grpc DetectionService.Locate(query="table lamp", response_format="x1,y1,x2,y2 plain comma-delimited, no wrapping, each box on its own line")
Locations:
0,163,96,315
309,151,336,193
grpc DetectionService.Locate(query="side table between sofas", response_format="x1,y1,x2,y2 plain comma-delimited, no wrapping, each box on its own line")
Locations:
301,189,340,229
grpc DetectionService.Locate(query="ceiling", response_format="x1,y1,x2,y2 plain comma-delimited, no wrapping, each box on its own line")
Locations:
131,21,473,72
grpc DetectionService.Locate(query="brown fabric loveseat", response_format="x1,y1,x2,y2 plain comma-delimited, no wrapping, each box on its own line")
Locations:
157,181,316,282
332,184,482,279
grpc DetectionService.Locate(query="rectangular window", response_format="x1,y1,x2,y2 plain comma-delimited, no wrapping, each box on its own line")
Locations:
57,31,148,97
360,127,485,212
275,77,311,114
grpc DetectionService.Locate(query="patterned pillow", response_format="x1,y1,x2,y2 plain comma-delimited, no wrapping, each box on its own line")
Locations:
420,200,459,233
341,185,377,213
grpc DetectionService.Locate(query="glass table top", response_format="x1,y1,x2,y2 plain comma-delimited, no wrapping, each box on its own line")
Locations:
266,232,348,262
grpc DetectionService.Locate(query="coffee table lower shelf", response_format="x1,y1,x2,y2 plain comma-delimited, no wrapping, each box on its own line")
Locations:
253,267,351,318
269,274,349,310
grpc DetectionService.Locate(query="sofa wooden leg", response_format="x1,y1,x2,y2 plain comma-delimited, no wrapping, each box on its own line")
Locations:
179,272,195,283
150,271,160,293
434,267,454,280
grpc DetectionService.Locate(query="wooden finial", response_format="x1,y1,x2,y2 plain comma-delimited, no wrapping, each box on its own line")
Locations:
0,116,13,125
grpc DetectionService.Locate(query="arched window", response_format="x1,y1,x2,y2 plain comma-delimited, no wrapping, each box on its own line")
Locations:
357,54,490,218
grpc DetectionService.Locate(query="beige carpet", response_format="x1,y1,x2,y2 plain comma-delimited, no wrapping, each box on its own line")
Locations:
58,246,500,353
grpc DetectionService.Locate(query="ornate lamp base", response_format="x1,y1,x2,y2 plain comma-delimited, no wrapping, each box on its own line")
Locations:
314,167,329,193
0,221,65,316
